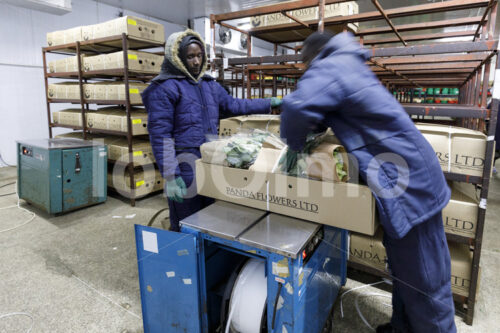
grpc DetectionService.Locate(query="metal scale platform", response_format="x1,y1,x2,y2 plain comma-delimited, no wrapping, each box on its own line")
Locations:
135,201,348,333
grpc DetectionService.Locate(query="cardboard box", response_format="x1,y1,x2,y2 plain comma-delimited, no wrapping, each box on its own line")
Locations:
52,109,91,127
449,242,474,297
54,132,154,166
48,56,82,73
83,82,109,100
416,123,488,177
349,227,388,272
442,182,478,238
46,27,83,46
348,228,477,298
82,16,165,43
104,136,155,165
82,82,148,104
220,115,281,137
108,167,163,197
86,107,148,135
196,159,378,235
250,2,358,28
83,50,163,73
47,82,81,100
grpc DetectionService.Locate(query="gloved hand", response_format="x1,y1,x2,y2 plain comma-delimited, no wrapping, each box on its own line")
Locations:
269,97,283,108
165,177,187,203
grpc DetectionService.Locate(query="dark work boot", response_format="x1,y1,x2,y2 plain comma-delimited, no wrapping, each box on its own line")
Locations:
376,323,405,333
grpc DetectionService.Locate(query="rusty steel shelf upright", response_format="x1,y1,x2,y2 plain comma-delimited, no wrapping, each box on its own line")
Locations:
42,34,165,206
209,0,499,325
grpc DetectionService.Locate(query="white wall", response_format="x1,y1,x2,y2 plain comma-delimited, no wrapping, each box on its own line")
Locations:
0,2,284,167
0,0,185,166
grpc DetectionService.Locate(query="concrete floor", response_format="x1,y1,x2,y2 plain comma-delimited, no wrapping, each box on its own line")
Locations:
0,165,498,333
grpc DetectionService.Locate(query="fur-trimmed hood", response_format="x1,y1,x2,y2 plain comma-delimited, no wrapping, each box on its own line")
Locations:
157,29,209,83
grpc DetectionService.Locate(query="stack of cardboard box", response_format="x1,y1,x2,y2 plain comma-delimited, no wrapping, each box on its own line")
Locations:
83,50,163,74
55,132,155,167
53,107,148,135
108,167,164,198
349,181,479,297
46,16,165,47
416,123,489,177
349,225,476,298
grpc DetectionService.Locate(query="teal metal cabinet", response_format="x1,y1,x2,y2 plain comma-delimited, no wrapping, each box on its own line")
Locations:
17,138,107,214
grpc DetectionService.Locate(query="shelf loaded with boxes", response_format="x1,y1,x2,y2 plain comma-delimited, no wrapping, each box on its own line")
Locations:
42,16,166,206
209,0,499,325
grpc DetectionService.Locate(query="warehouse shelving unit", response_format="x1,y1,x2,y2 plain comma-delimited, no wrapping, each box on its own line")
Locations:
42,33,165,206
209,0,499,325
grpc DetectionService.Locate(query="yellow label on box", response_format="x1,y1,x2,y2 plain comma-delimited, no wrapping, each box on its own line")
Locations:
129,88,139,94
136,180,145,187
132,119,142,124
128,54,138,60
127,19,137,26
133,151,143,156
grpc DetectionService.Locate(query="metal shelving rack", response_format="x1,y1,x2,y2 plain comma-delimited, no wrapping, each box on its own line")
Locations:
42,34,165,206
209,0,499,325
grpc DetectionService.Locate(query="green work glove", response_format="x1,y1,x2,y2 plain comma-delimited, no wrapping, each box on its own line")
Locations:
270,97,283,108
165,177,187,203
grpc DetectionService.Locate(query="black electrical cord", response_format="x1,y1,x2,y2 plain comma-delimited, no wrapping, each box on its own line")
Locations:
271,282,283,330
147,208,170,227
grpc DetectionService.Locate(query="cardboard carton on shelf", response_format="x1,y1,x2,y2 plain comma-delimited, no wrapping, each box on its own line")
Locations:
54,132,155,166
83,50,162,74
107,82,148,104
82,16,165,44
349,226,387,273
104,136,155,165
448,242,476,298
348,227,478,298
250,1,358,30
82,82,148,104
46,27,83,46
108,167,163,198
82,82,109,101
52,109,96,127
86,107,148,135
443,182,479,238
48,55,83,73
416,123,489,177
47,82,81,100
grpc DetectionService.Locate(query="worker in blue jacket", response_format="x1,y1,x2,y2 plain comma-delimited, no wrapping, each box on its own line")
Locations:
280,31,456,333
142,29,281,231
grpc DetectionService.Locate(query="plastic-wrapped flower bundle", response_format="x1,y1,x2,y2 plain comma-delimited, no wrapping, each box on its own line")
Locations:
201,130,285,169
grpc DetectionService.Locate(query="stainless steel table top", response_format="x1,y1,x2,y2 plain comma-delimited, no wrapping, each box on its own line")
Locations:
238,213,320,259
180,201,267,241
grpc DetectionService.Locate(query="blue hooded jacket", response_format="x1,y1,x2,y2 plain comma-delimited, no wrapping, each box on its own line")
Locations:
281,32,451,239
142,29,271,180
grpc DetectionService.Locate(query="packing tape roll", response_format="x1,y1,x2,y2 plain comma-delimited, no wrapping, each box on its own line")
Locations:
228,259,267,333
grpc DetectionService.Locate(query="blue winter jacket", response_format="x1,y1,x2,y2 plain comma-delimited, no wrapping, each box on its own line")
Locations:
142,29,271,180
281,32,451,239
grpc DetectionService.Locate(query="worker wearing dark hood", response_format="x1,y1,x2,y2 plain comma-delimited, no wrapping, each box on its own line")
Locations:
142,29,282,231
280,31,456,333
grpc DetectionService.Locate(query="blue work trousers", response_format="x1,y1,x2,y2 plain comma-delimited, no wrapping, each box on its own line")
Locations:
383,213,457,333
